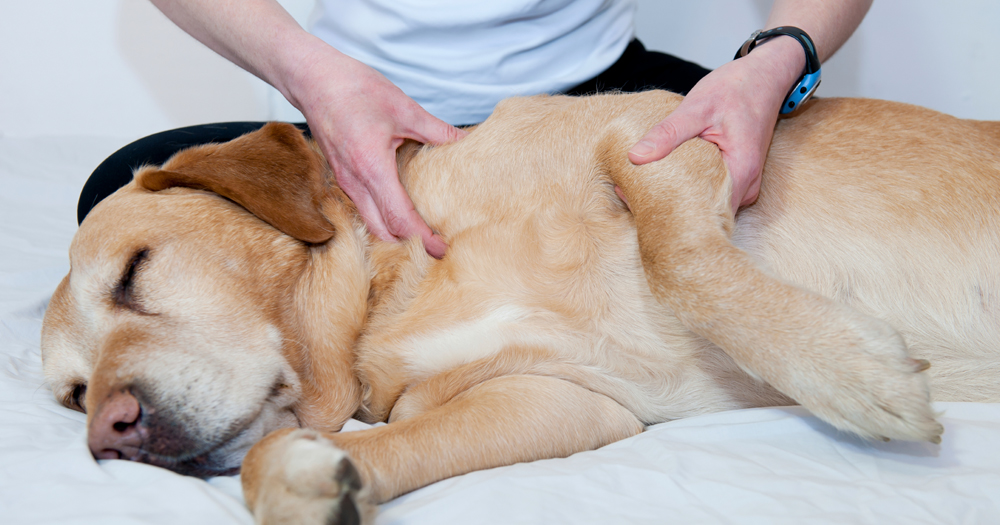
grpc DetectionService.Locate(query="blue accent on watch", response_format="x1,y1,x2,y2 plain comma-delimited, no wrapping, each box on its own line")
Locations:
782,69,821,114
736,27,822,114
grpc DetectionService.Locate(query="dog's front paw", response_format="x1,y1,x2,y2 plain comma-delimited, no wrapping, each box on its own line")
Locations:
252,429,372,525
790,313,942,443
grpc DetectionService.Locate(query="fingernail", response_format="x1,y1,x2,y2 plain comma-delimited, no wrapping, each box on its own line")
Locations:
427,234,448,259
629,140,656,158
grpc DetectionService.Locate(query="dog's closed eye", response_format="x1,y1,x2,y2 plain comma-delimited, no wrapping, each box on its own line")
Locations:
111,248,151,313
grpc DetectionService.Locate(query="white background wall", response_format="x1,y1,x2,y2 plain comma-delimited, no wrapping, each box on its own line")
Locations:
3,1,1000,140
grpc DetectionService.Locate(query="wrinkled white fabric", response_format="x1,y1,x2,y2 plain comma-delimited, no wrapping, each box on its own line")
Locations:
1,136,999,524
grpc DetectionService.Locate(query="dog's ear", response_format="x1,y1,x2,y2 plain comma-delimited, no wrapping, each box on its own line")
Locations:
137,122,335,244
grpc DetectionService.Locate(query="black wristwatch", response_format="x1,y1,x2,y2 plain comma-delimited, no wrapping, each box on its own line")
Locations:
735,26,822,114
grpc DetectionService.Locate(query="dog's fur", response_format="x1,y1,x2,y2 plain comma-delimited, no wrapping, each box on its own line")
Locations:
41,91,1000,523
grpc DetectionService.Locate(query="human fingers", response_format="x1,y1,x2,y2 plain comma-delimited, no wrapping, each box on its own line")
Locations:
346,183,393,242
328,141,446,257
393,100,469,147
321,120,447,258
295,54,450,257
316,127,401,241
367,154,448,258
408,112,469,146
628,103,709,166
719,145,765,214
334,156,447,258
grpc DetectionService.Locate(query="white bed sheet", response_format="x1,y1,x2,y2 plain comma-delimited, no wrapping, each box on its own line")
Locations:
1,135,998,524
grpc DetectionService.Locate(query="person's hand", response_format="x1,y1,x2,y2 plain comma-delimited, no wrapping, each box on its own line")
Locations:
291,48,467,258
628,37,805,215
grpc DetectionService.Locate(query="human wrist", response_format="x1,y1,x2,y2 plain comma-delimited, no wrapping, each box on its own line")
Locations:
745,35,807,94
267,30,345,114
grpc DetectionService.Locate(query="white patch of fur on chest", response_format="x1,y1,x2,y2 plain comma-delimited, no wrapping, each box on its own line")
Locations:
398,304,545,376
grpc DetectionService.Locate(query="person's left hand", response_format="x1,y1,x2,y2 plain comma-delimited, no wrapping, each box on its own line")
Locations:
627,37,805,215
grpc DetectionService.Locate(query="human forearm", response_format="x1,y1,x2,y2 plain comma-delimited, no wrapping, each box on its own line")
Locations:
765,0,873,63
738,0,873,101
148,0,336,108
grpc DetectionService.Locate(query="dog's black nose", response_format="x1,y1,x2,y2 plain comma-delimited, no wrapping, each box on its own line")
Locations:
88,389,143,460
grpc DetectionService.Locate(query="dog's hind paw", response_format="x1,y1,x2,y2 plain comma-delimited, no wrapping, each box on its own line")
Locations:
253,429,373,525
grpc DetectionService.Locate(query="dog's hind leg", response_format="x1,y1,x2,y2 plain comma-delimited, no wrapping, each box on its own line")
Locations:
241,374,642,524
598,128,941,443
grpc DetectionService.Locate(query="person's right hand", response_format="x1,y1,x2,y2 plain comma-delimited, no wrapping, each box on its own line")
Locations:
289,46,467,258
147,1,465,258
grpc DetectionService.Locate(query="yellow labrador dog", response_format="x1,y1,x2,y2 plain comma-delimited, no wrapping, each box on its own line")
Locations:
41,91,999,524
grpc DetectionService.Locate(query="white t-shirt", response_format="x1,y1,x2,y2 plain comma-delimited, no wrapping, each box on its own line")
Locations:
310,0,636,125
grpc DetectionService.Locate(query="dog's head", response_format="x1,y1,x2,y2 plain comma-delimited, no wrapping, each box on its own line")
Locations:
41,123,370,477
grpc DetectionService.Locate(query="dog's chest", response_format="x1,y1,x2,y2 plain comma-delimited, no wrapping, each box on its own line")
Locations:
392,304,549,375
353,205,722,422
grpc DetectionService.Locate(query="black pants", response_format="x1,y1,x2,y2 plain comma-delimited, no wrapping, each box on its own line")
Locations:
77,40,709,224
